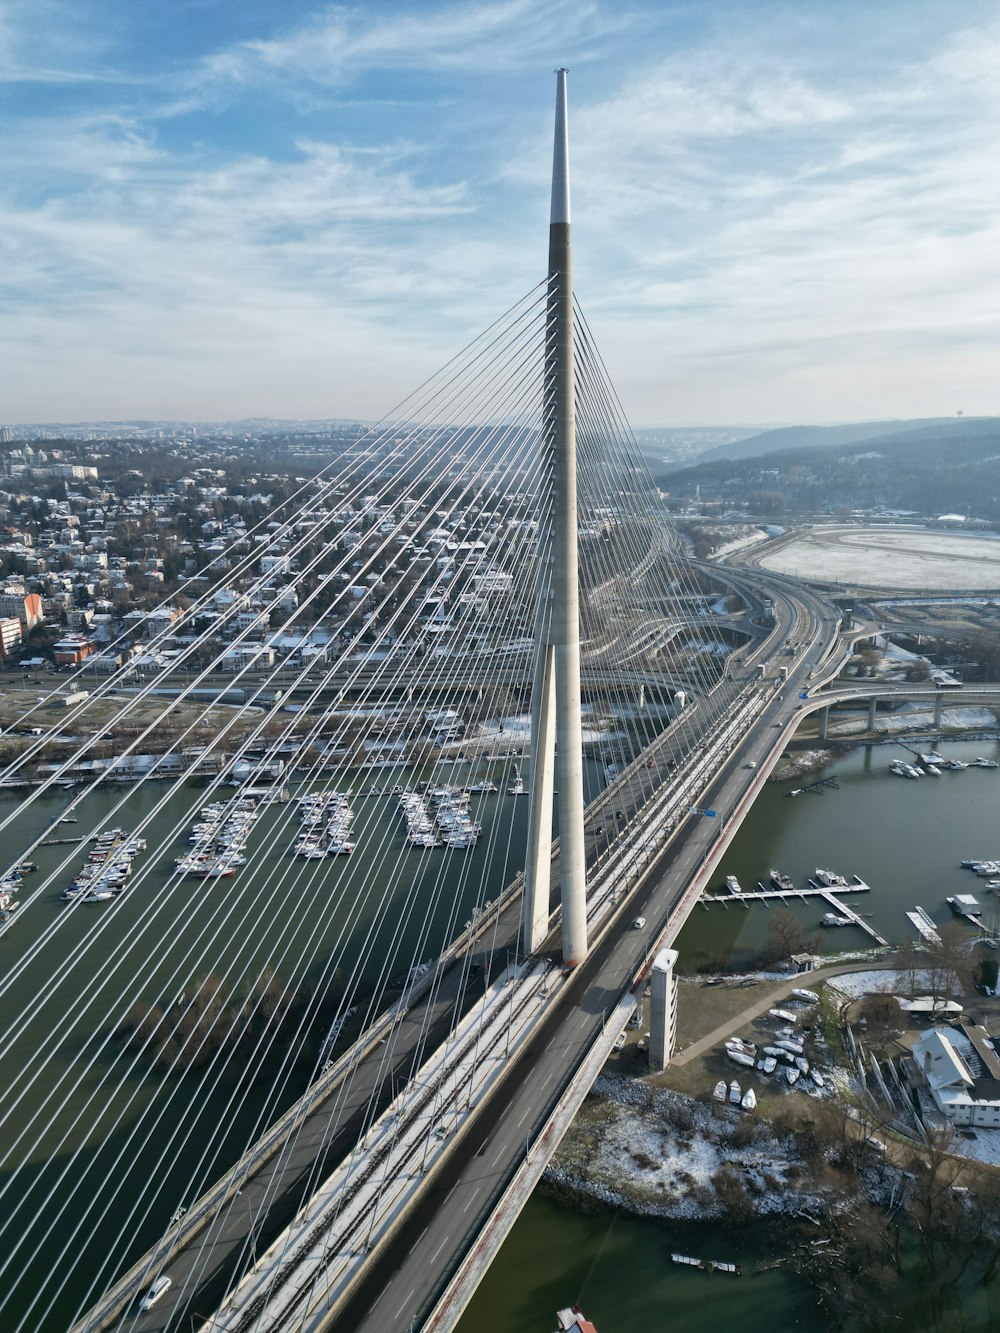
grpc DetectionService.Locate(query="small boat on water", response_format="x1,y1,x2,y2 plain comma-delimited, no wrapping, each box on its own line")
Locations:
713,1079,728,1102
822,912,854,927
729,1080,742,1105
506,773,525,795
724,874,742,895
813,868,848,888
975,757,1000,769
770,869,795,891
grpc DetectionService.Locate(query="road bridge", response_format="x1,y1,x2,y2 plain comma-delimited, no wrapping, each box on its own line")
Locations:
72,559,848,1333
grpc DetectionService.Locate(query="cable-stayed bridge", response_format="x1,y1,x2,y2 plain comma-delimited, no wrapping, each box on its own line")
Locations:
0,76,851,1332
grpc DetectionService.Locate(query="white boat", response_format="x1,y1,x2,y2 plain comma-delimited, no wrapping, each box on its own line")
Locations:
822,912,854,927
974,758,999,769
740,1088,757,1112
942,759,968,770
791,988,819,1004
725,1036,756,1053
769,1007,797,1023
762,1046,786,1059
728,1080,742,1104
923,765,942,777
757,1057,777,1074
725,874,743,895
811,1069,825,1089
786,1067,800,1086
727,1048,755,1068
814,868,848,888
713,1079,728,1102
775,1038,804,1056
770,869,795,891
795,1056,810,1074
506,776,525,795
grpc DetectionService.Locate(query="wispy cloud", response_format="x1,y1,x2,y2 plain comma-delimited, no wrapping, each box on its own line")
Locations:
2,1,999,423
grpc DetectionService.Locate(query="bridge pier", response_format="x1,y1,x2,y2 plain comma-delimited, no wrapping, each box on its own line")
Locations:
648,947,679,1072
934,693,944,727
818,707,829,741
867,696,877,731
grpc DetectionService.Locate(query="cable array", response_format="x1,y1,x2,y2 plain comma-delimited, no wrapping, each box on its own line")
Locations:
0,282,737,1331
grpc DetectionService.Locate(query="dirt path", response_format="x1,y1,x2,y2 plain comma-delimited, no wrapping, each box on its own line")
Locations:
671,958,892,1066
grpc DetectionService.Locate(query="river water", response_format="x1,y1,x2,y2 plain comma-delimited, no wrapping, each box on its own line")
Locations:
3,732,999,1328
457,732,1000,1333
0,751,591,1328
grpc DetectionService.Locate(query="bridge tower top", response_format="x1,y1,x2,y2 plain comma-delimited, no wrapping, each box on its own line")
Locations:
524,69,588,966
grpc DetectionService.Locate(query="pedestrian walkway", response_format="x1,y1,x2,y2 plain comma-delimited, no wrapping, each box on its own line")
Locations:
671,958,893,1066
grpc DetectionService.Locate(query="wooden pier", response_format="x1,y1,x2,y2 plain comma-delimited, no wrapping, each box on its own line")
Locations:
906,906,941,946
701,877,889,947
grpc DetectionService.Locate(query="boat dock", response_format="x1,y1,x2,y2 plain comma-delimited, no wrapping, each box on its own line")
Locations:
906,907,942,946
671,1253,741,1276
700,878,888,946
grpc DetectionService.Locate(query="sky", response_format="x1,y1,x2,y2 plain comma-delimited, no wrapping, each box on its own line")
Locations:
2,0,999,427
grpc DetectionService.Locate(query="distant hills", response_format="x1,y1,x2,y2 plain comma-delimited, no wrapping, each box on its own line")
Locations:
690,417,984,464
657,418,1000,521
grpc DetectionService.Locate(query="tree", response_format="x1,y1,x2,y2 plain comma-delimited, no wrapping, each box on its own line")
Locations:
860,992,901,1049
759,907,805,964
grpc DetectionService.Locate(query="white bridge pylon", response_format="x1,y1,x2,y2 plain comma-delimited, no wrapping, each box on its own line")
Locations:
523,69,588,967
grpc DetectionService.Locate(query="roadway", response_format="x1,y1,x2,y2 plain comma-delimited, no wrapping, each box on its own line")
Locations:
81,564,844,1332
337,576,843,1331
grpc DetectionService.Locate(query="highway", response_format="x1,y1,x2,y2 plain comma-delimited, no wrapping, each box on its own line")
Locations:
78,564,847,1332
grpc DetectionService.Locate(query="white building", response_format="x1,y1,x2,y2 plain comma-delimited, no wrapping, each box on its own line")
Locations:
909,1024,1000,1128
648,947,679,1073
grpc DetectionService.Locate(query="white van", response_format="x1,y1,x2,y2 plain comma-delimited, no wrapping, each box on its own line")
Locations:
139,1276,171,1311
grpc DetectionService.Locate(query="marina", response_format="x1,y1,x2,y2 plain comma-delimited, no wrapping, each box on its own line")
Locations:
701,873,889,946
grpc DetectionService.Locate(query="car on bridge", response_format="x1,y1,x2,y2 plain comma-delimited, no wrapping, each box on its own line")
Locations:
631,916,646,930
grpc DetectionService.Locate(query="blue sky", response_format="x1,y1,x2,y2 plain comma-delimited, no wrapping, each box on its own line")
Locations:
2,0,999,426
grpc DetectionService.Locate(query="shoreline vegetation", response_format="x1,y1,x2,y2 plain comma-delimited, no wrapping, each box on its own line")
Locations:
547,1073,1000,1331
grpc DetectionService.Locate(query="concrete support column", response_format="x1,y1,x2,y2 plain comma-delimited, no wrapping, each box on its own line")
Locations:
818,707,829,742
523,70,587,966
649,948,680,1072
934,693,943,727
867,697,877,731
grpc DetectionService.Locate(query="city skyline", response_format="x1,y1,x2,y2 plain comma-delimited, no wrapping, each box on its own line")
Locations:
3,0,999,426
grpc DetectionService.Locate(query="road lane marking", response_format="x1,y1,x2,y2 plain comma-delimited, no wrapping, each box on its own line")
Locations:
395,1290,416,1319
430,1236,450,1262
409,1226,428,1253
369,1280,392,1312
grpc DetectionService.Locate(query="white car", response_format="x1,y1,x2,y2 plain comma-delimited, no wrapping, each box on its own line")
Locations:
139,1276,171,1311
631,916,646,930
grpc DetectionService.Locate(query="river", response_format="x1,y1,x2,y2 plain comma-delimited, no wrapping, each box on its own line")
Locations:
456,731,1000,1333
3,731,999,1328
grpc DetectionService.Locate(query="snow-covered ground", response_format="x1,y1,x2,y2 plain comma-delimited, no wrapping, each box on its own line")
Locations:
708,528,771,562
547,1077,826,1220
827,706,998,736
826,968,946,998
761,527,1000,590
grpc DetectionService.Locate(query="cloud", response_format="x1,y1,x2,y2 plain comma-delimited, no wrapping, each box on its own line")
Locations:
3,1,1000,423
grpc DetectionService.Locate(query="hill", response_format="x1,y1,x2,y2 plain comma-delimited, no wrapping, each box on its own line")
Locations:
692,417,974,464
658,419,1000,521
